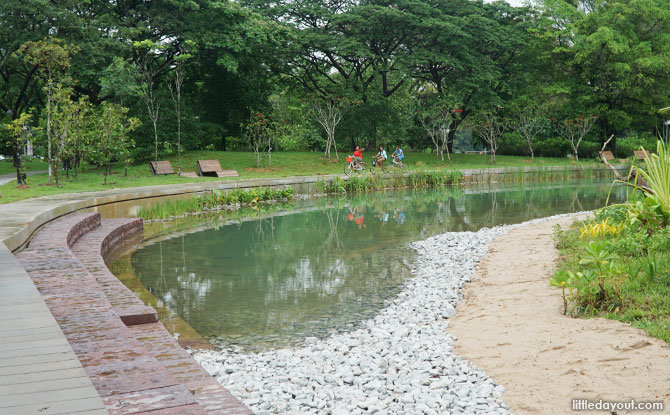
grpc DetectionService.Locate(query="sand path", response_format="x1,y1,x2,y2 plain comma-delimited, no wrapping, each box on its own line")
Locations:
450,214,670,415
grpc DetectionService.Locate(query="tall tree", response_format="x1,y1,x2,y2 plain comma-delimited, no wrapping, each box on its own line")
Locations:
539,0,670,149
411,0,535,151
16,38,77,183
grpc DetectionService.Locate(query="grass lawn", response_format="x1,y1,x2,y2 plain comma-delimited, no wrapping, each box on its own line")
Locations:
0,158,49,175
0,150,603,204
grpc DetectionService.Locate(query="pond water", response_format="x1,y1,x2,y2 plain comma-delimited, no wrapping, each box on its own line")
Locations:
122,182,627,351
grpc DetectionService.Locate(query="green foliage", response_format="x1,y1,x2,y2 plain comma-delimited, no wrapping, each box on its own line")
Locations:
316,169,462,195
87,103,141,184
554,198,670,342
138,186,294,220
633,141,670,219
43,84,90,186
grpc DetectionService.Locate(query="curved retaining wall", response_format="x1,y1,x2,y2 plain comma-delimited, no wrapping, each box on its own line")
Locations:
0,165,625,253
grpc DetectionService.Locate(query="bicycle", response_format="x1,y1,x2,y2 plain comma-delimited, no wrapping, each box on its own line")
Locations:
369,157,388,174
344,156,366,175
390,155,408,172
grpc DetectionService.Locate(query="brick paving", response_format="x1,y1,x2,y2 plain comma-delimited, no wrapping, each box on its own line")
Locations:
15,213,251,415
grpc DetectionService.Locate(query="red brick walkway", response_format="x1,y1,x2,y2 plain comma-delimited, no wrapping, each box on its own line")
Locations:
16,213,250,415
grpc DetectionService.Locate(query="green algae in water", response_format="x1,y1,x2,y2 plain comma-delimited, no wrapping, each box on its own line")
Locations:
127,182,627,351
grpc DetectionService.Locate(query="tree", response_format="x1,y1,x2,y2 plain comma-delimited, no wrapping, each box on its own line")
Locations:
167,42,195,175
245,111,271,167
132,39,181,161
552,115,598,161
3,110,33,185
539,0,670,148
417,103,462,163
515,108,548,159
411,0,534,152
0,0,64,116
99,57,142,107
310,97,347,159
16,38,78,183
46,85,89,186
88,103,140,185
474,113,507,164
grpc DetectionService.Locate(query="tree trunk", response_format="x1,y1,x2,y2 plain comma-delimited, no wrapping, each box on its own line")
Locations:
447,122,459,153
47,92,52,184
53,160,59,186
153,118,158,162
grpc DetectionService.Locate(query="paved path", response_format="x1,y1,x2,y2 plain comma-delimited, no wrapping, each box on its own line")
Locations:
0,242,107,415
0,170,48,186
14,213,250,414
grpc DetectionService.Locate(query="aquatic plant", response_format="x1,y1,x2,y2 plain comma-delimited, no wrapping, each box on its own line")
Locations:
138,186,294,220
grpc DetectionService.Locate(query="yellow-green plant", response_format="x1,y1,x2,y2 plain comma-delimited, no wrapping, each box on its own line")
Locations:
579,218,625,239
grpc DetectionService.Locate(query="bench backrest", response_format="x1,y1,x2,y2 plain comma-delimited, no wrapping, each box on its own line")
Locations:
598,150,614,161
149,161,174,175
633,150,651,160
197,159,223,175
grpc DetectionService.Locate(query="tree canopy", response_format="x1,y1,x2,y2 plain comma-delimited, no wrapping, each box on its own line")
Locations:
2,0,669,160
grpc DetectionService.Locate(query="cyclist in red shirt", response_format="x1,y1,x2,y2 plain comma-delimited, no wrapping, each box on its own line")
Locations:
353,146,363,169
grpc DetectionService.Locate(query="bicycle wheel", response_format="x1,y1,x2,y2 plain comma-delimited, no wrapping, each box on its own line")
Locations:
344,163,353,175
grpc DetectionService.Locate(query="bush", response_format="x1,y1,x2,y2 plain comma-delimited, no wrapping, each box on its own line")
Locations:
534,137,571,158
614,135,658,159
497,132,529,156
577,141,600,159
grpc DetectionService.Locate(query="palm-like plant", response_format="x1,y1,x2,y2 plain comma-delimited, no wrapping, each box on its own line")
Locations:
634,141,670,219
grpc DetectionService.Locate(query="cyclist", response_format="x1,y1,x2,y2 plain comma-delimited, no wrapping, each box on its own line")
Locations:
392,146,404,166
373,146,387,168
352,146,363,169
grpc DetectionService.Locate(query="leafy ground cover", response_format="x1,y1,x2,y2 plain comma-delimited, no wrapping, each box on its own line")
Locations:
0,151,602,204
552,142,670,343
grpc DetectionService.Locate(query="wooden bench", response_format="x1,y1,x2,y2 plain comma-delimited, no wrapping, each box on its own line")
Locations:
180,171,198,178
149,160,174,175
633,150,651,160
197,159,239,177
598,150,615,161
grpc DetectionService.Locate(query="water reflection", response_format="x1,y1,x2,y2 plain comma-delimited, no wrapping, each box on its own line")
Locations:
127,183,627,351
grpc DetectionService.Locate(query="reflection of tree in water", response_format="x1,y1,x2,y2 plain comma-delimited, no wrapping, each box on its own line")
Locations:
130,182,628,351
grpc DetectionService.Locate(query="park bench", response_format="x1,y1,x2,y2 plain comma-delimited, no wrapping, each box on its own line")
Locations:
197,159,239,177
633,150,651,160
598,150,614,161
149,160,174,175
180,171,198,178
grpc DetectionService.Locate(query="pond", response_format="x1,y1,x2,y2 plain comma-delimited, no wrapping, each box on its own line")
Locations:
112,182,627,351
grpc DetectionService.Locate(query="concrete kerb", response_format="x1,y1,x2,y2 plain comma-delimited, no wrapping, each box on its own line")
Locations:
0,174,338,252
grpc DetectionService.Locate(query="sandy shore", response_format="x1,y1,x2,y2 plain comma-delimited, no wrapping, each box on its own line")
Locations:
450,214,670,414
